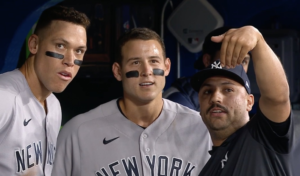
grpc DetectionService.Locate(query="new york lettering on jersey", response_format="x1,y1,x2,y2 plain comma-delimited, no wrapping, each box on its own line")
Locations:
95,155,196,176
14,140,56,173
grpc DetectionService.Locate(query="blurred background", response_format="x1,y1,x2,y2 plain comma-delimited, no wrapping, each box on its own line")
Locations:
1,0,300,125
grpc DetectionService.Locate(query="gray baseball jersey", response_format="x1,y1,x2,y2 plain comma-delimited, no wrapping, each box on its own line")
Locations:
52,98,211,176
0,69,62,176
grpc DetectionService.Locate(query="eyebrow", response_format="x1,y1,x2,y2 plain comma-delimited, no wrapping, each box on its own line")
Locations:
148,56,161,59
126,57,140,63
126,56,162,63
53,38,87,49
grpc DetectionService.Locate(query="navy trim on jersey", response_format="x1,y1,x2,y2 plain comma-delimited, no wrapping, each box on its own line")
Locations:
116,98,146,129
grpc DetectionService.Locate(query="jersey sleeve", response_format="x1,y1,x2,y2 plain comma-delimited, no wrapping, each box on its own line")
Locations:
51,120,82,176
247,106,292,154
0,89,15,144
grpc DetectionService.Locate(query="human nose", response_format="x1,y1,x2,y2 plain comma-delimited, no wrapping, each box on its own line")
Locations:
210,90,222,104
62,50,75,67
140,62,152,77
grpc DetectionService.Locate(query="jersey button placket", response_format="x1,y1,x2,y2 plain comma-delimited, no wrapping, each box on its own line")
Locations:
143,133,148,139
141,133,150,153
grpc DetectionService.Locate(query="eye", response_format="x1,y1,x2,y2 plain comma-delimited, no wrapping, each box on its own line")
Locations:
225,88,233,92
76,49,84,55
133,61,139,65
151,60,159,63
56,44,64,49
202,89,211,95
242,57,250,65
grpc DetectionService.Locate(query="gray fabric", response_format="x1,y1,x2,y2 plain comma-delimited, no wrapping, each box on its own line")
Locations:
52,99,211,176
0,69,61,176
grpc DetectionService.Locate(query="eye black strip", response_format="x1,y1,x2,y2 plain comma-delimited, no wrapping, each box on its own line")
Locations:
74,60,83,66
126,71,139,78
46,51,64,59
153,69,164,76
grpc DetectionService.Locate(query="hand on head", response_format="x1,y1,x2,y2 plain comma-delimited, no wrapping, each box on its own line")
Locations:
211,26,262,68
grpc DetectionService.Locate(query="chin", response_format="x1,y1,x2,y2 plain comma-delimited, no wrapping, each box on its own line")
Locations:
49,85,68,93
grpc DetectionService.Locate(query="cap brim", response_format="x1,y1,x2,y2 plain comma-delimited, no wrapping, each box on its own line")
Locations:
191,68,246,92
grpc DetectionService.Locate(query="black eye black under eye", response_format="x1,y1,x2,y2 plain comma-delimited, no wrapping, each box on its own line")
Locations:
74,60,83,66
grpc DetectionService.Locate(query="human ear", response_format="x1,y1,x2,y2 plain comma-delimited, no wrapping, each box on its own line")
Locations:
28,34,39,54
202,54,212,67
112,62,122,81
246,94,254,111
164,58,171,76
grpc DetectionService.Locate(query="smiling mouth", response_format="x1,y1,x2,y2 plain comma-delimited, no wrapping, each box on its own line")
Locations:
139,82,154,86
212,110,224,113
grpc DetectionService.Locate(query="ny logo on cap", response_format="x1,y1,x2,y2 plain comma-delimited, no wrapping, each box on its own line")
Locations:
211,61,222,69
246,81,249,88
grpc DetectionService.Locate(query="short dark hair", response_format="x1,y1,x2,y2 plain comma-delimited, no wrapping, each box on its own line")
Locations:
194,26,231,70
115,28,166,65
34,5,90,35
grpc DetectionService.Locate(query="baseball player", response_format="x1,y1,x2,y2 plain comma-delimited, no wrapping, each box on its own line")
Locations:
0,5,90,176
51,28,211,176
191,26,295,175
163,27,251,112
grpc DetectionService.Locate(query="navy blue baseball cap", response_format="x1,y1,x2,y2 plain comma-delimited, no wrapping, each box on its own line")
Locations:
191,60,251,94
194,26,231,70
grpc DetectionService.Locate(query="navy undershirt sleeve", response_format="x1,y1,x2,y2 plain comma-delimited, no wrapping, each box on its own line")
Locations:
248,107,292,153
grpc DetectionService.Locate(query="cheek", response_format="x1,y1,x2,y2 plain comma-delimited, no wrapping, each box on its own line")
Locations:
230,96,247,114
122,76,138,87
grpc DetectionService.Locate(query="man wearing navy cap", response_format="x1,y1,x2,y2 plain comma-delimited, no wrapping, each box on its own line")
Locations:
163,27,251,112
191,26,294,176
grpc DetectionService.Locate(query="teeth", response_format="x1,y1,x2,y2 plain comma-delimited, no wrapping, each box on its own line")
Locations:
61,73,68,76
140,83,153,86
213,110,222,113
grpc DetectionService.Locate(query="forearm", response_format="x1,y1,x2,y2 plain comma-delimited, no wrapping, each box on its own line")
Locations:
252,37,289,103
251,34,290,122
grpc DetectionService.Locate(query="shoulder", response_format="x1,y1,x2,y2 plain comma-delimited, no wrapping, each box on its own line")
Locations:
0,69,27,95
0,86,17,141
162,98,203,126
162,98,210,142
0,70,20,117
163,98,199,116
58,99,119,138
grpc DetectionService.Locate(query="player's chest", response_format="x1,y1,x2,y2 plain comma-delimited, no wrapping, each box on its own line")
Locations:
78,130,202,176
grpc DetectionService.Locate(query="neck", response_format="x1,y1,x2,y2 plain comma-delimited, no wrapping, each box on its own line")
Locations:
19,55,51,110
119,96,164,128
209,117,249,146
210,130,232,146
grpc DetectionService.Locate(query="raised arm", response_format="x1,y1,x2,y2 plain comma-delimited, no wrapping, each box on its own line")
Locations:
212,26,290,123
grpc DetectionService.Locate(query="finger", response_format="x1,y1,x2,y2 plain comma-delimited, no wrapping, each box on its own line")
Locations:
231,38,242,67
224,35,236,68
211,34,225,43
219,35,228,67
238,46,250,65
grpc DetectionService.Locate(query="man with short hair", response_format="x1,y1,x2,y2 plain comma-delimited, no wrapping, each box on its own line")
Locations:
52,28,211,176
0,5,90,176
163,27,251,111
191,26,294,175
